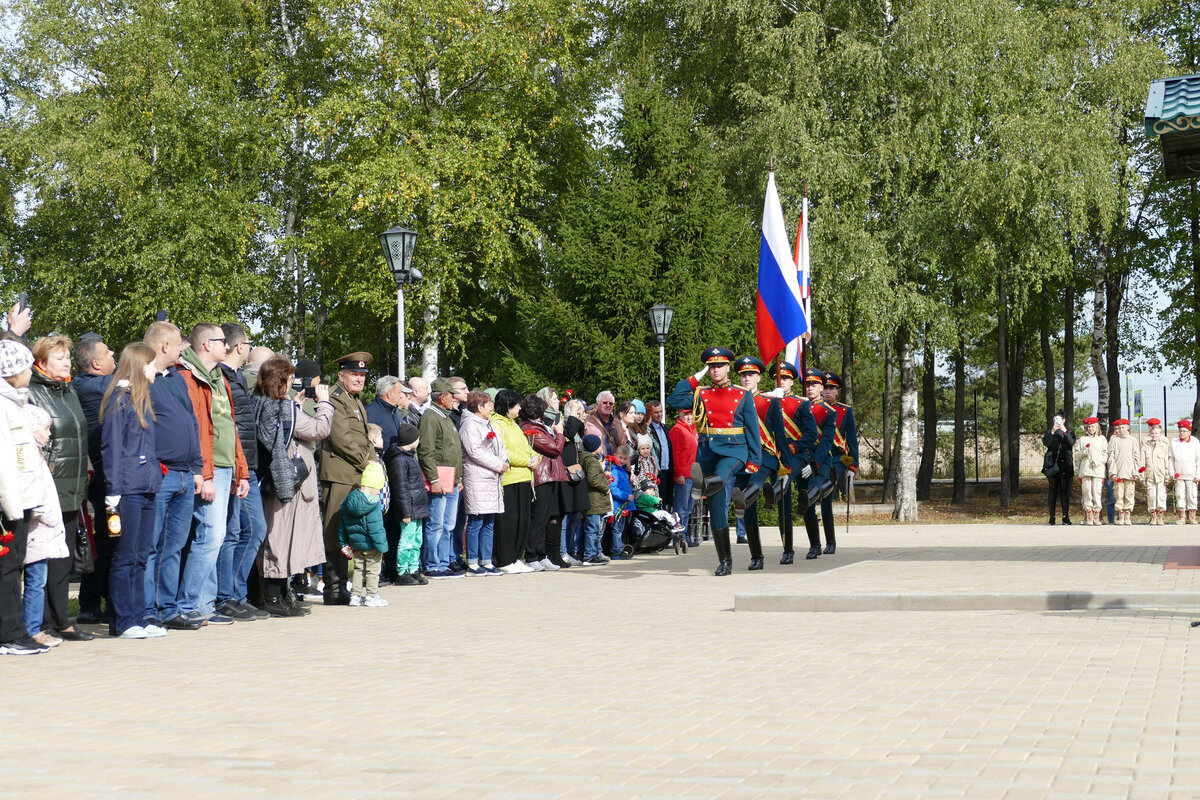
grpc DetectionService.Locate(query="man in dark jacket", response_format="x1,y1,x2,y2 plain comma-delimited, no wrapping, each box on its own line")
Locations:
214,323,268,621
418,378,463,579
72,336,116,624
366,374,414,582
141,321,205,630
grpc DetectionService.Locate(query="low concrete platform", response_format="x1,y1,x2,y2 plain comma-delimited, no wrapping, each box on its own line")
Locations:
735,522,1200,613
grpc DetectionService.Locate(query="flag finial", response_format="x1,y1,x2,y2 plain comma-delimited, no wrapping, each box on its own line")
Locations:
769,151,775,173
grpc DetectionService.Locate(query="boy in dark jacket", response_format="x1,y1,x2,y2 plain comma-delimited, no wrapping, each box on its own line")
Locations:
579,434,612,565
338,462,389,607
385,423,428,586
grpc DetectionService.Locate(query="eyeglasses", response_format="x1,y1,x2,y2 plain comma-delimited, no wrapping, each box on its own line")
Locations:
207,338,227,345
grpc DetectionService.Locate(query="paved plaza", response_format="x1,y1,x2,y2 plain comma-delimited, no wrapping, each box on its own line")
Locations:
5,522,1200,799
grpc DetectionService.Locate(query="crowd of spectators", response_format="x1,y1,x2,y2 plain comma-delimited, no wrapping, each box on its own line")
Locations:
0,306,699,654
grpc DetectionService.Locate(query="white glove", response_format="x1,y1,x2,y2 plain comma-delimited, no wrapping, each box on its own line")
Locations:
776,475,789,493
762,387,784,398
692,365,709,381
105,495,121,510
800,465,812,479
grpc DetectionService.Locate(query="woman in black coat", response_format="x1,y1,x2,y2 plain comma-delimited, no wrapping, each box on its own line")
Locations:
1042,410,1076,525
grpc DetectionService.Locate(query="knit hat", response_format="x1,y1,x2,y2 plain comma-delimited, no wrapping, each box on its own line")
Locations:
0,339,34,378
396,423,420,447
631,399,646,414
360,461,387,490
294,358,321,379
1083,416,1099,425
582,434,602,452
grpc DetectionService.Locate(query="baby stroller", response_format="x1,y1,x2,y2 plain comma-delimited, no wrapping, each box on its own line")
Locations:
627,483,689,555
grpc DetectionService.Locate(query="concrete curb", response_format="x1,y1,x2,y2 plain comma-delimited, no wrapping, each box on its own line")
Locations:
734,591,1200,612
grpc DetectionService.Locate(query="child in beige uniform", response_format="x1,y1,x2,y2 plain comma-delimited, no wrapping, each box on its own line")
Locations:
1139,418,1172,525
1106,418,1139,526
1075,416,1108,526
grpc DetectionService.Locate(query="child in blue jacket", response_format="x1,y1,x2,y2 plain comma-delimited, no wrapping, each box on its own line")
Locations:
609,445,634,559
338,462,389,607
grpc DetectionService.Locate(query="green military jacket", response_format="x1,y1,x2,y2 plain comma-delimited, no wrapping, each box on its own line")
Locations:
319,384,372,486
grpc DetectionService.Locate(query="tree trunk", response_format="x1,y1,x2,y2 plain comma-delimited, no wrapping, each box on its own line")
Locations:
916,331,936,500
1064,282,1075,428
998,271,1012,508
1007,329,1026,497
894,327,919,521
421,278,440,379
1040,286,1055,427
841,332,854,407
882,340,893,481
1105,252,1124,424
1090,240,1110,424
1193,178,1200,429
952,286,966,505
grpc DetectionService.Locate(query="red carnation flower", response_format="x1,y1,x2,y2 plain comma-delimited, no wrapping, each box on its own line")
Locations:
486,431,496,440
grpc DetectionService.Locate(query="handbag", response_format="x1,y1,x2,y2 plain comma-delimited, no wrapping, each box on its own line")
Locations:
1042,463,1061,479
566,463,584,483
72,514,95,574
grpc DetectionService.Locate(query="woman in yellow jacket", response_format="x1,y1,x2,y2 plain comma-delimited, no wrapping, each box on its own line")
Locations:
491,389,539,572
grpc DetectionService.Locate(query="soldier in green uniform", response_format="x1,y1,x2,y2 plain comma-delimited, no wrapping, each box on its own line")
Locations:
319,352,374,605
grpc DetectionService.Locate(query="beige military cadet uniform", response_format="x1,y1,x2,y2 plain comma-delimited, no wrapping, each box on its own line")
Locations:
1141,438,1172,512
1075,434,1108,512
1107,435,1140,513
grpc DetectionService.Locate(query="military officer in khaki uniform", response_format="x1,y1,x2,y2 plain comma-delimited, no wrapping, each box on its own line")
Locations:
319,352,374,605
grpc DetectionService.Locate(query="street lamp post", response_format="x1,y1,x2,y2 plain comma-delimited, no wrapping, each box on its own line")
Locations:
648,304,674,410
378,226,420,379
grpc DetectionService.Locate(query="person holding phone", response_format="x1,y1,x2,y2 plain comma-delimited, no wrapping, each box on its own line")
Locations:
1042,410,1076,525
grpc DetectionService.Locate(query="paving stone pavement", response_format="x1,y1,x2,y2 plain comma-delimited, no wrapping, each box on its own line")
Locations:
4,523,1200,799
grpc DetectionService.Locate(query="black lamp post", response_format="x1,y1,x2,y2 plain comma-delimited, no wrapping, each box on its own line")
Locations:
379,226,420,378
649,304,674,409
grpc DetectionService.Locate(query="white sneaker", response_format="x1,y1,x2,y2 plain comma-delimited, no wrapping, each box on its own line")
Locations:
349,595,364,607
364,595,388,608
539,557,560,571
118,626,149,639
143,624,168,638
527,560,545,572
500,562,524,574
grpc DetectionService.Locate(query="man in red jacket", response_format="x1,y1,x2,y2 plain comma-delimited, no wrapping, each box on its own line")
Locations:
669,409,698,546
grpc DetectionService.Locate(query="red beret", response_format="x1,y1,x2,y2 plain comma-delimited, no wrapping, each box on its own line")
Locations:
1180,419,1193,430
1084,416,1099,425
1113,418,1130,426
1147,418,1162,427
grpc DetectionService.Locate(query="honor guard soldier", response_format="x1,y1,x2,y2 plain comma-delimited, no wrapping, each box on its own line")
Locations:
801,369,839,559
319,352,374,605
731,356,786,570
821,372,858,553
768,361,821,564
667,347,761,576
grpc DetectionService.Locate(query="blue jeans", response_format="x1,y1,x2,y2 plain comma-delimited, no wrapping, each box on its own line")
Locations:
180,466,233,616
673,479,694,534
582,514,605,560
611,510,628,555
424,487,459,573
217,477,267,605
561,512,583,557
23,560,48,637
145,469,197,622
452,493,467,564
110,493,157,634
465,514,495,565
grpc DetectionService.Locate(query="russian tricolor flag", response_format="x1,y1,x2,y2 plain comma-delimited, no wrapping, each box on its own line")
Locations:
756,172,808,365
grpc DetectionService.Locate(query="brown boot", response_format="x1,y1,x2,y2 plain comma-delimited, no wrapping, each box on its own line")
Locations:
1180,512,1188,525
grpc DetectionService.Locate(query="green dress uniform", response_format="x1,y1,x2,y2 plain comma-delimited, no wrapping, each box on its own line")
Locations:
319,353,373,603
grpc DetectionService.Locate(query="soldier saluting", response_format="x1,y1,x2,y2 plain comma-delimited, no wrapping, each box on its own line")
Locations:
319,351,374,605
667,347,761,576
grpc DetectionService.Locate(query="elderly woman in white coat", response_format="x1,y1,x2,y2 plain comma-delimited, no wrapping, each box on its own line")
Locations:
459,390,508,575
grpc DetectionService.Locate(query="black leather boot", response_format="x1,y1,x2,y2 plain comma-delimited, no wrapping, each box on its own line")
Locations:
712,527,733,576
822,508,837,554
804,514,821,559
746,518,764,570
780,524,794,565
